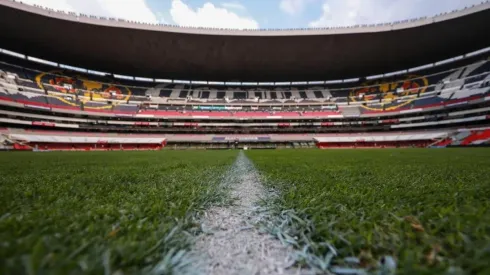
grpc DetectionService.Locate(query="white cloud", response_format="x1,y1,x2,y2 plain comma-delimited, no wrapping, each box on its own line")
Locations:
19,0,162,23
20,0,76,13
309,0,409,28
279,0,314,15
221,2,246,11
309,0,484,28
308,1,335,28
170,0,259,29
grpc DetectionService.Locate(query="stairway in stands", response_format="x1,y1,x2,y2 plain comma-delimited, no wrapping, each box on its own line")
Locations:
430,138,454,147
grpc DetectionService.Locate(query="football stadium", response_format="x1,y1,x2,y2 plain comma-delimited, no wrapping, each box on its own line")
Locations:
0,0,490,274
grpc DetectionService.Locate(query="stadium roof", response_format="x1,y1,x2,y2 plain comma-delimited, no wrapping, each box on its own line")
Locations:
0,0,489,82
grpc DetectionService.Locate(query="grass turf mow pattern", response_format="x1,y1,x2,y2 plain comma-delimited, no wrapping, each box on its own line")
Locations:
0,151,236,274
247,149,490,275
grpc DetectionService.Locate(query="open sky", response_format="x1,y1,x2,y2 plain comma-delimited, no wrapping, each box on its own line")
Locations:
19,0,483,30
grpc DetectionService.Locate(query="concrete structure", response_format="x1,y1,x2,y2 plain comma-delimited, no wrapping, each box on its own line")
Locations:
0,0,489,82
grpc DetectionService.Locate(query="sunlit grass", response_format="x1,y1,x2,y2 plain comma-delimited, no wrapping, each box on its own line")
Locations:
248,149,490,274
0,151,237,275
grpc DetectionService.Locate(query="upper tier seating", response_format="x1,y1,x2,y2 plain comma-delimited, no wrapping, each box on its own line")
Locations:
0,87,49,105
1,53,490,122
1,53,488,104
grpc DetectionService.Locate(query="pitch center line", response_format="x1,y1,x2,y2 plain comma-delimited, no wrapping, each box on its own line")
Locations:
191,151,300,275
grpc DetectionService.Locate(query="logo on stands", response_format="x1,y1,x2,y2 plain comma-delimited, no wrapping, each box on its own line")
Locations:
100,86,125,100
35,71,131,101
48,77,77,93
349,75,429,111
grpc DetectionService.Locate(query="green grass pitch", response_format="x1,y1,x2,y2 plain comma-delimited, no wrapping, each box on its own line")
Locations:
247,149,490,274
0,151,237,274
1,149,489,274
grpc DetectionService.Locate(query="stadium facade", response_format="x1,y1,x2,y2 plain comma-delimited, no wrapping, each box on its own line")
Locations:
0,0,489,150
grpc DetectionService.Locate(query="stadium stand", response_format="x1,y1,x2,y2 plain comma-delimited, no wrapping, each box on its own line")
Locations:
0,1,489,150
433,128,490,147
0,128,166,151
1,55,489,104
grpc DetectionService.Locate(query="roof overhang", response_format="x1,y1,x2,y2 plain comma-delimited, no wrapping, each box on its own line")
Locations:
0,0,489,82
